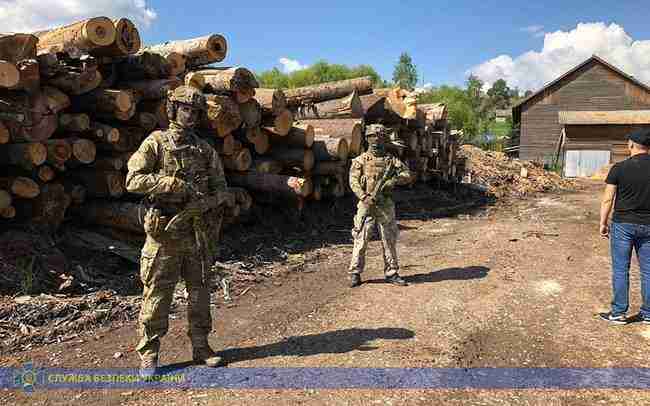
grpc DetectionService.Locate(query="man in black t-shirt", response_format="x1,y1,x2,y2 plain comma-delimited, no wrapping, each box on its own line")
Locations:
600,129,650,324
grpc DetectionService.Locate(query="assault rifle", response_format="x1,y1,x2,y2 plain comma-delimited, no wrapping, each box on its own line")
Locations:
352,160,396,234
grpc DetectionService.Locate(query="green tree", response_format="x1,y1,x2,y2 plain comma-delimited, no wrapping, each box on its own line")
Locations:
418,85,479,141
486,78,511,109
392,52,418,90
257,60,384,89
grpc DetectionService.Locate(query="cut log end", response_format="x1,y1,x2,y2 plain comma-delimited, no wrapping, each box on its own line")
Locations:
71,138,97,164
166,52,186,76
0,189,11,209
10,177,40,199
0,61,20,88
0,206,16,219
273,109,294,136
36,165,56,183
84,17,117,47
206,34,228,62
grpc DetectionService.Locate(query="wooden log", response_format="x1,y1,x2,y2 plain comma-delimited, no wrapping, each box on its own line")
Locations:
222,148,252,172
246,127,270,155
239,99,262,128
0,176,40,198
35,17,117,55
146,35,228,68
293,91,363,120
59,113,90,132
268,123,314,148
63,181,87,205
37,53,61,78
0,142,47,170
25,183,69,230
14,59,40,92
35,165,56,183
45,139,72,167
1,91,58,142
46,69,102,96
253,158,284,174
360,93,387,123
76,88,134,114
90,122,120,143
229,187,253,211
202,95,241,137
312,160,347,176
42,86,71,113
87,155,124,171
300,119,362,155
3,164,56,183
0,206,15,219
0,189,11,209
123,112,158,132
262,108,293,136
228,173,313,198
77,201,144,233
204,134,235,155
312,136,349,161
116,52,171,80
284,77,373,107
118,78,182,102
164,52,186,77
140,99,169,129
95,126,143,153
0,122,9,144
64,137,96,165
73,170,125,198
254,88,286,115
374,88,418,120
267,147,315,171
186,67,258,94
0,34,38,62
0,61,20,89
90,18,142,57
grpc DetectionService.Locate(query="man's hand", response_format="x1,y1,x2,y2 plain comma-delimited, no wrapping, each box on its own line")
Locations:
600,223,610,238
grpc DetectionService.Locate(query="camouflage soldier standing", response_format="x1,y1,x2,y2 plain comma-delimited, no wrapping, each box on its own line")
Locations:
126,86,228,376
348,124,412,287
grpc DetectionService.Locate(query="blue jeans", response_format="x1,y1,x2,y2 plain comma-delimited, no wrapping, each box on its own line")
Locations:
610,222,650,317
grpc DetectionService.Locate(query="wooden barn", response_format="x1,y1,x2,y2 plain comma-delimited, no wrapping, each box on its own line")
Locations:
512,55,650,177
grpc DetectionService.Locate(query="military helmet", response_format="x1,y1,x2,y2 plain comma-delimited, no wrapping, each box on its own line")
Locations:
366,124,387,144
167,85,207,111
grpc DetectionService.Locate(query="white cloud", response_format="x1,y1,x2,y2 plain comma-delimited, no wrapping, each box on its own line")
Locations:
521,25,545,37
0,0,157,33
278,57,308,73
414,83,434,94
469,22,650,91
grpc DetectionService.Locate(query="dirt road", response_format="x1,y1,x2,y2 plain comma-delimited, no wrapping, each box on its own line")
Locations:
4,181,650,405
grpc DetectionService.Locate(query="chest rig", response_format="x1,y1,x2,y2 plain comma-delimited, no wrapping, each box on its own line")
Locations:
152,128,211,209
362,153,392,193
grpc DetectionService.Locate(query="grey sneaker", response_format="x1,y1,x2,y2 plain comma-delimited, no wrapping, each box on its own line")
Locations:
385,274,408,286
349,273,362,288
599,312,627,325
139,355,158,378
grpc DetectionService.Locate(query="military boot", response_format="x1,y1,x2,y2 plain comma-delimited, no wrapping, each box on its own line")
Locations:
192,339,223,367
385,274,408,286
139,354,159,378
349,273,362,288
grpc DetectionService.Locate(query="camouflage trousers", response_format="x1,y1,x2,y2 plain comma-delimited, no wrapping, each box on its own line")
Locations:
136,233,212,358
349,200,400,277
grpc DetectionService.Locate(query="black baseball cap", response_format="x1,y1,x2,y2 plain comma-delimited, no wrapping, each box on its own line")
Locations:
627,129,650,146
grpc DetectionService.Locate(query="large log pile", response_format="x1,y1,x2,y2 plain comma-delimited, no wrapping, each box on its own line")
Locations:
0,17,251,233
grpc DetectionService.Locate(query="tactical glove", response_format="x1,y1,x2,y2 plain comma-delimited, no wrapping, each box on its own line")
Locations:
158,176,190,195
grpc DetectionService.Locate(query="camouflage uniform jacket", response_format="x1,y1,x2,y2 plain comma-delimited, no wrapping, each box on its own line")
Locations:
349,152,411,207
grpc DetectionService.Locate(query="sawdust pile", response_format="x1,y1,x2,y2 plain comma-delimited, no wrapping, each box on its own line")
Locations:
459,145,575,198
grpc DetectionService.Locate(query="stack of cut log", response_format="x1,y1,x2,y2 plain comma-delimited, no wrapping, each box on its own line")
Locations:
0,16,252,233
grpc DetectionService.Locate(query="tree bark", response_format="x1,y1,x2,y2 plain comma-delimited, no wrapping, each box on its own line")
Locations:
42,86,71,113
202,95,241,137
0,142,47,170
45,139,73,166
222,148,252,172
59,113,90,132
228,173,313,198
77,201,144,233
72,170,125,198
63,181,87,205
86,156,124,171
267,146,315,171
0,176,40,198
0,189,11,209
0,61,20,89
1,91,58,142
268,123,314,148
14,59,40,92
46,69,102,96
229,187,253,211
245,126,270,155
75,88,134,115
301,119,362,156
122,112,158,132
262,108,293,136
118,78,181,102
116,52,171,81
139,99,169,129
284,76,373,107
254,88,286,115
95,126,144,153
90,18,142,57
204,134,235,155
312,136,349,161
293,91,363,120
35,17,117,55
312,160,347,176
238,99,262,128
145,35,227,69
63,137,96,165
186,67,258,94
360,93,387,123
0,34,38,62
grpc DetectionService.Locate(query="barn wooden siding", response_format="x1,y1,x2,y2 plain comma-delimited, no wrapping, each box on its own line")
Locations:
515,57,650,162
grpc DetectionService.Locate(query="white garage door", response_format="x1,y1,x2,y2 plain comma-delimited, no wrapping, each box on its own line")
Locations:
564,150,611,178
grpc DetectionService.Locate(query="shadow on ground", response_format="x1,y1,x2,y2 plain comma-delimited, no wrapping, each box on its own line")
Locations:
162,328,415,371
364,266,491,285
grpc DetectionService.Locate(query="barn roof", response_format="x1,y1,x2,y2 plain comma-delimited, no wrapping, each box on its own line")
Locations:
512,55,650,123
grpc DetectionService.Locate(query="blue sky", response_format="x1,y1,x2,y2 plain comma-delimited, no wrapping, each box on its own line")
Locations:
4,0,650,91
